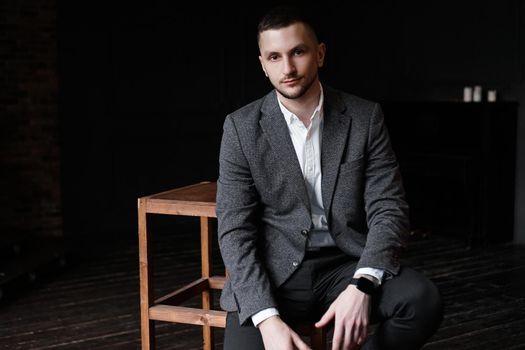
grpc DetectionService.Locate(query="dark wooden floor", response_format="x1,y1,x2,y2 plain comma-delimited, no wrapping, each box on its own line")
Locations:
1,219,525,349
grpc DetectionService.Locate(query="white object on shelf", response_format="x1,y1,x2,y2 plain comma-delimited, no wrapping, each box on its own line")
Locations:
473,85,482,102
487,90,497,102
463,86,473,102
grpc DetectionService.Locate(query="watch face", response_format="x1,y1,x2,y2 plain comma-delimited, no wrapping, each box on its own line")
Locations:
356,277,375,294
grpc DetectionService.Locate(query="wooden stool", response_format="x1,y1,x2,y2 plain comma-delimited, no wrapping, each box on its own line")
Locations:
138,181,326,349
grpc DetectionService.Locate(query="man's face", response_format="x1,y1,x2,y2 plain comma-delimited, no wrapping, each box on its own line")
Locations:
258,22,325,100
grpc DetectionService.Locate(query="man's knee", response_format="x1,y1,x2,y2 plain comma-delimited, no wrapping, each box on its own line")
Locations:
400,269,443,329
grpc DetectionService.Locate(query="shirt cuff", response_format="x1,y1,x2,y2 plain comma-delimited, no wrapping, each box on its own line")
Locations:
251,308,280,328
354,267,384,286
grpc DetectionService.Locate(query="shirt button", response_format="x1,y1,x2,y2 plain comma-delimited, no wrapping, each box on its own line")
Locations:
292,261,299,267
301,229,309,236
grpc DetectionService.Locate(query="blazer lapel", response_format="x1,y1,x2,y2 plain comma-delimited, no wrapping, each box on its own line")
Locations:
321,88,351,217
259,92,311,212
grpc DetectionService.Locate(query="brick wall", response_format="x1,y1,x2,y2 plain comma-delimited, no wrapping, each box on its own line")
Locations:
0,1,61,238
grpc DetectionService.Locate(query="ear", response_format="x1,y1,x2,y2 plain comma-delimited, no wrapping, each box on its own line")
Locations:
317,43,326,68
259,56,268,77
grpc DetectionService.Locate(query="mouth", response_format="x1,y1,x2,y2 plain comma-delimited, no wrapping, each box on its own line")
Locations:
282,77,301,85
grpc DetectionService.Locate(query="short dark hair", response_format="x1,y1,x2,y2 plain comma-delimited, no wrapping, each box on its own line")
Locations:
257,5,319,43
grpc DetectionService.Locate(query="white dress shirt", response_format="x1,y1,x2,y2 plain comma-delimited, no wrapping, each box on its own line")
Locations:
251,86,384,327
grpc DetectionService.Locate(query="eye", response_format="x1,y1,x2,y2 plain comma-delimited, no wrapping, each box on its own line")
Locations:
268,54,279,61
293,49,304,56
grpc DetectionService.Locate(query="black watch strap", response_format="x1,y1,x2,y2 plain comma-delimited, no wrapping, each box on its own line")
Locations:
350,277,376,295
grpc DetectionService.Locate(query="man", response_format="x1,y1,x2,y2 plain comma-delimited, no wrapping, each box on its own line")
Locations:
216,6,442,350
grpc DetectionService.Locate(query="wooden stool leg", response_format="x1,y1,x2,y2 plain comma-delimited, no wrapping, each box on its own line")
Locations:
201,217,214,350
138,199,156,350
202,289,213,349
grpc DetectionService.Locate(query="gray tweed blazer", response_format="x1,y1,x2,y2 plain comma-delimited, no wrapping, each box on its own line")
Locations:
216,85,409,325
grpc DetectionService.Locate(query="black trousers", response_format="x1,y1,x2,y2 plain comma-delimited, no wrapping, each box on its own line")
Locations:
223,247,443,350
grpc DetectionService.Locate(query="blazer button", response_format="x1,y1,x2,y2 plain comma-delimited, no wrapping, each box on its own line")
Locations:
292,261,299,267
301,229,309,236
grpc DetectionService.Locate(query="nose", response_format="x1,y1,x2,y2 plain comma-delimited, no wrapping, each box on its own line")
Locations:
282,57,296,76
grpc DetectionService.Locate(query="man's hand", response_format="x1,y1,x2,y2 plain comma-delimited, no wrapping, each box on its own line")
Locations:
315,280,372,350
258,315,311,350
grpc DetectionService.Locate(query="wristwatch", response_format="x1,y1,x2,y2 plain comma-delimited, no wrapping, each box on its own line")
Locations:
350,277,377,295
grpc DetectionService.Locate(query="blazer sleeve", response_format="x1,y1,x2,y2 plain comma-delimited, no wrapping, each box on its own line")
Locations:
216,115,277,325
357,103,410,276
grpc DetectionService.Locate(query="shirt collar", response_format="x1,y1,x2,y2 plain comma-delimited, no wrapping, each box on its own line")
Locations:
277,83,324,126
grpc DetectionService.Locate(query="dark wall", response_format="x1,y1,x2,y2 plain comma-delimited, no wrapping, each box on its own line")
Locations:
57,1,525,242
1,0,62,239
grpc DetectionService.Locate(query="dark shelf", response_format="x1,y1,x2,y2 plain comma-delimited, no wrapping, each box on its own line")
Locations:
382,101,517,247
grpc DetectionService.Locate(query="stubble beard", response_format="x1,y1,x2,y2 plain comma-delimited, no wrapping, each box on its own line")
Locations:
275,72,318,100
